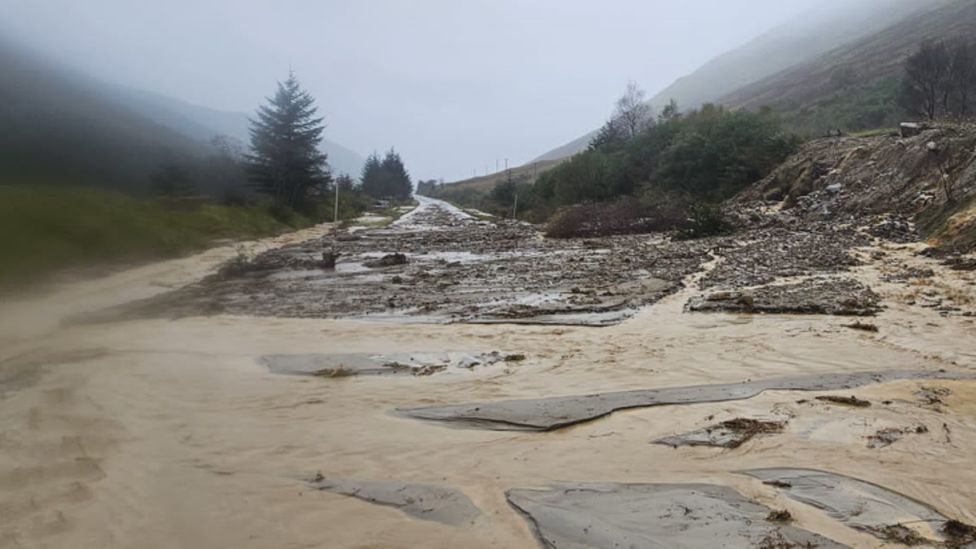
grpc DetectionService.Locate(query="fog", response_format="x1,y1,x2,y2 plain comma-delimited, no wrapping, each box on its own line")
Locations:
1,0,849,181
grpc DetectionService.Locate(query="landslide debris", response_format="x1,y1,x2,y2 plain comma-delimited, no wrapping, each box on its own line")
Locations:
261,351,521,378
815,395,872,408
103,198,712,326
866,425,928,449
687,278,881,316
739,125,976,253
654,417,786,449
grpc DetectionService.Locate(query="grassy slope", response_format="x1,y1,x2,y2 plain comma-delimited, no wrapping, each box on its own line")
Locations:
422,159,563,215
443,159,564,193
431,158,567,204
0,185,307,288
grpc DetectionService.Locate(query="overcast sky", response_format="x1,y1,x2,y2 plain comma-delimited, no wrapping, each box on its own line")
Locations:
1,1,842,181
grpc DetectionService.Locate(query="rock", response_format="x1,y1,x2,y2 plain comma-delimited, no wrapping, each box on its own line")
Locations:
944,256,976,271
842,321,879,332
307,478,481,526
900,122,924,138
687,278,881,316
826,183,843,194
943,520,976,548
506,483,847,549
320,251,338,269
396,370,976,432
915,386,951,410
687,290,755,313
364,253,408,268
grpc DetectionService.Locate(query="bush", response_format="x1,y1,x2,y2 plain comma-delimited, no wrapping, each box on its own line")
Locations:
545,197,685,239
534,105,799,224
674,203,731,240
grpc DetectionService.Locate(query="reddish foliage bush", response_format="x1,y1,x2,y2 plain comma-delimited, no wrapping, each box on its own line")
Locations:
545,197,687,239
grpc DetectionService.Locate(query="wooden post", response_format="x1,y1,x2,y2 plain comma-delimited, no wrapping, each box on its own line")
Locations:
333,181,340,240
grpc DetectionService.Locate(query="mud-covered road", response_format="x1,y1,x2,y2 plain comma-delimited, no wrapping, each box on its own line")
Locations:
107,196,712,326
2,198,976,548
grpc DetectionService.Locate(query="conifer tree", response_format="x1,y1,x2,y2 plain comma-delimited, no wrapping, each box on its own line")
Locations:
360,152,384,199
247,73,330,210
381,149,412,200
361,149,413,200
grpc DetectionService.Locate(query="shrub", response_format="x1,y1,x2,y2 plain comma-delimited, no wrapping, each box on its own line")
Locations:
545,197,681,239
674,203,731,240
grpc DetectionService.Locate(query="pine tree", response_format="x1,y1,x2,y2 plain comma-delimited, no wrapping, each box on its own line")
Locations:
361,149,412,200
360,152,384,199
381,149,412,200
247,73,330,210
589,118,626,151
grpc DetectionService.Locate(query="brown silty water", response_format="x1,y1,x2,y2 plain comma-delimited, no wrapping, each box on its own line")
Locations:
1,198,975,548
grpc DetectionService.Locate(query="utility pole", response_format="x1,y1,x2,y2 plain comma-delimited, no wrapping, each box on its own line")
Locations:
512,192,519,219
496,159,499,173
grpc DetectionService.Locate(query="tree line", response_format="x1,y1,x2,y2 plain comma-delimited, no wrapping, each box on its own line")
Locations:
360,150,413,201
150,73,414,221
472,84,799,237
246,73,415,216
899,39,976,121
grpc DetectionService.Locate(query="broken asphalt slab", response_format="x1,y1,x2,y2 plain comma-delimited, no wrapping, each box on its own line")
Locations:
740,468,976,547
305,477,482,526
395,370,976,431
506,482,848,548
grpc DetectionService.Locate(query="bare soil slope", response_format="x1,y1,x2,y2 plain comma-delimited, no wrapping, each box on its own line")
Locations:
739,124,976,252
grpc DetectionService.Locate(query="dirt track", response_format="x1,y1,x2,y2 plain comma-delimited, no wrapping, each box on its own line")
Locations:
2,198,976,548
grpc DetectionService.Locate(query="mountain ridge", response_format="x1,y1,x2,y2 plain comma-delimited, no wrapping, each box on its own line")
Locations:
533,0,942,163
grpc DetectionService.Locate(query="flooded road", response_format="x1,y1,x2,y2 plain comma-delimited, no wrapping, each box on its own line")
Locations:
2,198,976,548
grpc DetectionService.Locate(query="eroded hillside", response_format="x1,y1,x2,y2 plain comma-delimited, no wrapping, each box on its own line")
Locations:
740,124,976,252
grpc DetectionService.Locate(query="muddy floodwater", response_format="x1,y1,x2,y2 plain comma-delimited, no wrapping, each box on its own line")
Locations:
2,197,976,548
